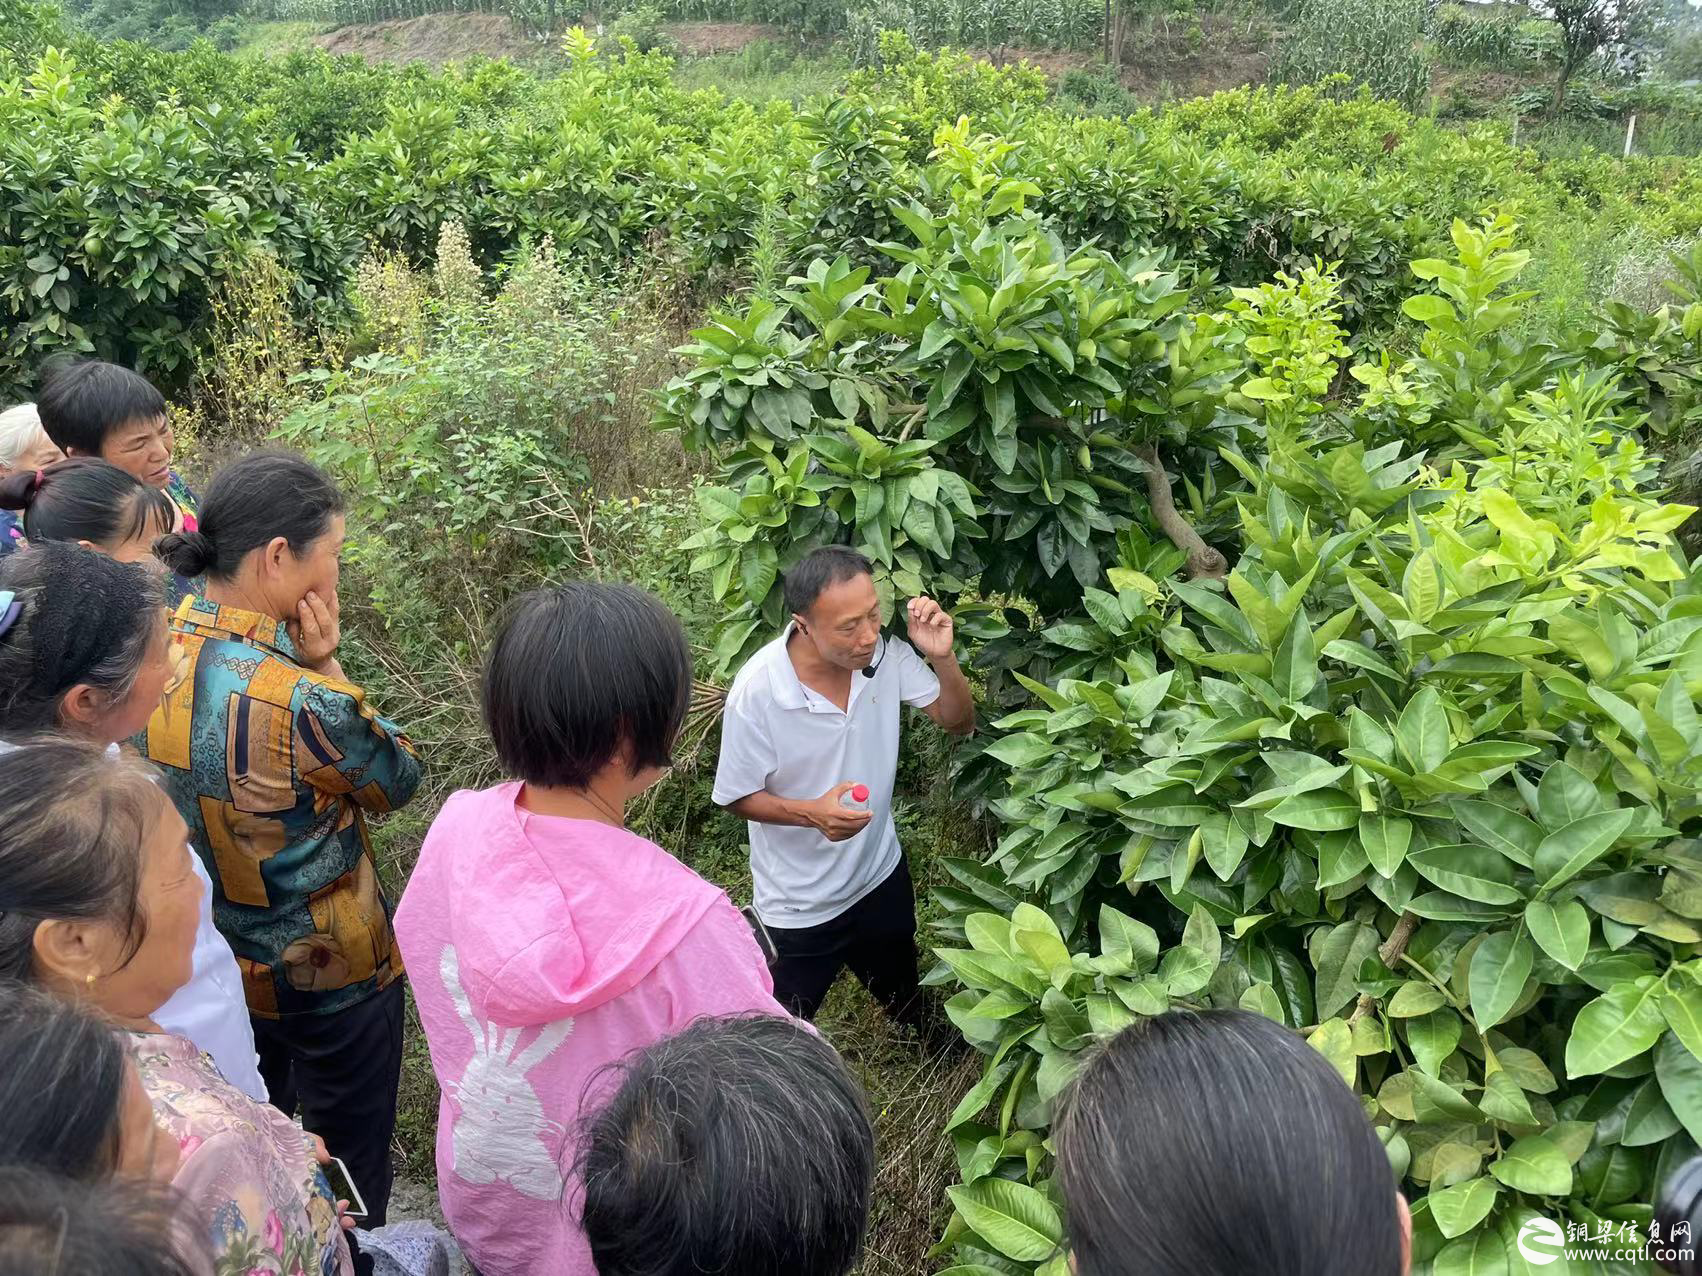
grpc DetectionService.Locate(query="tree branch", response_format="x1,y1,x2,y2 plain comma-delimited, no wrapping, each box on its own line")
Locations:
1347,911,1422,1025
1133,443,1227,580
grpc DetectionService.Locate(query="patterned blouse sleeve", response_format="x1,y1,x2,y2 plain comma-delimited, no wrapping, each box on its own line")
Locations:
295,676,423,814
172,1128,352,1276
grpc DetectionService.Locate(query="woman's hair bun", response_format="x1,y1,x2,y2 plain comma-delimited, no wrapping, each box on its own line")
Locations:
153,529,213,579
0,469,43,513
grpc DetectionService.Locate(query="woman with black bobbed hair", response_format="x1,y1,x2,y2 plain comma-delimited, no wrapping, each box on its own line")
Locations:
1055,1009,1411,1276
0,456,175,564
145,451,421,1230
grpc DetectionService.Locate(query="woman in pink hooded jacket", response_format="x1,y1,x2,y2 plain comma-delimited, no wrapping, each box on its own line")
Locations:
394,583,789,1276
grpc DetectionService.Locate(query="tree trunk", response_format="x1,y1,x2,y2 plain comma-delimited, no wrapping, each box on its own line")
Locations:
1348,912,1421,1024
1134,444,1227,580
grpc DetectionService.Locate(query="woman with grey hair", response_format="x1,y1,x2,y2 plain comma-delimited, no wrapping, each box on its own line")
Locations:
0,403,64,556
578,1014,875,1276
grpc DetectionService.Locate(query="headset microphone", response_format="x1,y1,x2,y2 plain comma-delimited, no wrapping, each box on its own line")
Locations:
861,635,889,679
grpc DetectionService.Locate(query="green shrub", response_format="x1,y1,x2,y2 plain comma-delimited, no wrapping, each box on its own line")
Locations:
662,192,1702,1269
0,46,353,394
4,5,1702,399
604,4,678,55
1054,63,1140,118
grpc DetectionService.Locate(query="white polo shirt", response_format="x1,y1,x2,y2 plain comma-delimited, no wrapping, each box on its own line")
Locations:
713,626,941,929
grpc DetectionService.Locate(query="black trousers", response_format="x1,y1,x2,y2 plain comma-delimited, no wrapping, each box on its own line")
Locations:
768,856,926,1028
253,979,406,1228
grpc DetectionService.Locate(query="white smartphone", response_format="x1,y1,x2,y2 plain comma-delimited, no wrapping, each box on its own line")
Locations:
320,1154,368,1221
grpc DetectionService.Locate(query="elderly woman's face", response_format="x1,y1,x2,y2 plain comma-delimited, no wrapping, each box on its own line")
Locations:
1,430,64,476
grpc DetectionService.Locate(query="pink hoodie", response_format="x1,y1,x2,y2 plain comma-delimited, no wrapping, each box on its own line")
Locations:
393,782,788,1276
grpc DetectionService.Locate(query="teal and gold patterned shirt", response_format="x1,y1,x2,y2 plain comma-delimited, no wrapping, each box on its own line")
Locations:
144,594,422,1020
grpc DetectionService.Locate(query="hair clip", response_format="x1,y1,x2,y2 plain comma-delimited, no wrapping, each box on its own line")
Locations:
0,591,20,642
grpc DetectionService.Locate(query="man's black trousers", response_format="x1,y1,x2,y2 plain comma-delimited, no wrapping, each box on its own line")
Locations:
767,856,926,1028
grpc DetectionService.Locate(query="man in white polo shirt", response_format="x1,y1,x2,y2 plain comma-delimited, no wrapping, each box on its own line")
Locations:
713,546,974,1028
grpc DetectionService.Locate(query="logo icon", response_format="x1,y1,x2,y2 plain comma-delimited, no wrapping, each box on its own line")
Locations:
1516,1216,1566,1266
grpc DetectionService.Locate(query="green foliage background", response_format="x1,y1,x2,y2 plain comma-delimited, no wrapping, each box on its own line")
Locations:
7,4,1702,1270
5,0,1702,395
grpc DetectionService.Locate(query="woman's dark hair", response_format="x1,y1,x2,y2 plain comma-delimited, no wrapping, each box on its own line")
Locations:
0,542,166,732
0,1167,203,1276
0,457,173,551
35,361,166,457
483,582,692,789
154,451,343,581
783,545,873,617
0,740,166,985
579,1014,875,1276
1055,1009,1404,1276
0,980,129,1180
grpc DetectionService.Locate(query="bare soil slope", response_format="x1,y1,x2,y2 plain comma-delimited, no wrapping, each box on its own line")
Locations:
313,12,546,63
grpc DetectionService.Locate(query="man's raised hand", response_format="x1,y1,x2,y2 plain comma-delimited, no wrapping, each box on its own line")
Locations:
905,596,955,661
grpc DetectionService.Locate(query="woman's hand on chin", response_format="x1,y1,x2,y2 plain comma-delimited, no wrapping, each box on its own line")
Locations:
288,590,342,673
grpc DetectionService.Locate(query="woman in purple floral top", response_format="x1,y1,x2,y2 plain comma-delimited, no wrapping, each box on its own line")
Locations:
0,739,354,1276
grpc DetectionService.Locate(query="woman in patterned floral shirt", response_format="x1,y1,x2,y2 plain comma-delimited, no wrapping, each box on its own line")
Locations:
0,738,354,1276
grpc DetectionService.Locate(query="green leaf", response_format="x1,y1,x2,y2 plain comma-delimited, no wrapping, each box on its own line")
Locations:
1389,981,1448,1017
1429,1140,1485,1188
1160,944,1214,997
1469,930,1533,1029
1409,844,1523,905
1267,787,1359,832
1525,899,1590,970
947,1057,1018,1129
1402,293,1456,326
1497,1046,1558,1095
1621,1077,1681,1147
1411,1068,1485,1124
1361,813,1414,877
1239,981,1286,1022
1313,922,1381,1019
1098,905,1160,975
1407,1009,1463,1075
1012,903,1072,983
984,734,1055,768
1490,1133,1573,1196
1273,612,1319,700
1480,1069,1536,1126
1534,762,1602,831
1395,686,1450,773
1533,808,1636,891
1310,1017,1356,1086
1433,1230,1507,1276
1427,1176,1501,1239
1657,1029,1702,1145
945,1178,1062,1262
1452,800,1542,868
1663,984,1702,1061
1566,978,1667,1077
